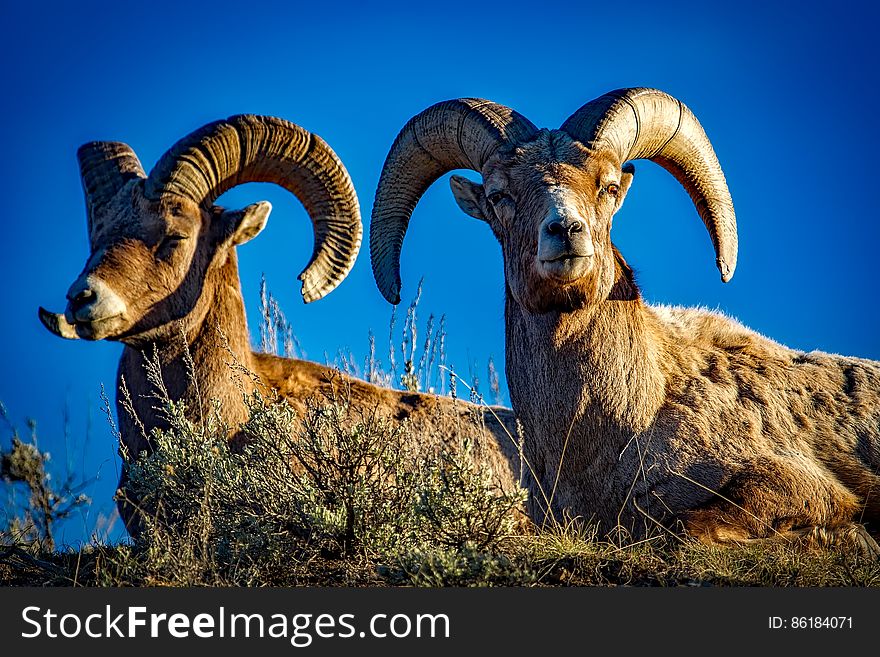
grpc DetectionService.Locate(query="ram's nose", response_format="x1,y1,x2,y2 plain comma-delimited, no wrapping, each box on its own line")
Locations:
66,277,97,323
67,287,96,321
64,275,126,324
538,213,595,261
545,216,586,238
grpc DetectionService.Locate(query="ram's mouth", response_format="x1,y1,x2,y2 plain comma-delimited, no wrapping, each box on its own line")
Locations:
540,254,591,282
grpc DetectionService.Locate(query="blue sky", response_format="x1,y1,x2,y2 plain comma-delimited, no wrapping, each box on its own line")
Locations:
1,0,878,546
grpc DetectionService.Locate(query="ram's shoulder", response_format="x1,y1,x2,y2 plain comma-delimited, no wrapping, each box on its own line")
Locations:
647,304,792,355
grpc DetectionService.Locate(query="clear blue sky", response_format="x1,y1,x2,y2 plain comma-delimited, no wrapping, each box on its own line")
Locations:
1,0,878,547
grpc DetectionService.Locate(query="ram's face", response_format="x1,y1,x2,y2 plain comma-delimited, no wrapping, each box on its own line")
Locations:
450,130,633,314
40,180,270,344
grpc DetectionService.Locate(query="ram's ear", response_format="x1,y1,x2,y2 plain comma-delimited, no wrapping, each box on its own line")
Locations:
220,201,272,246
449,175,489,222
614,163,635,212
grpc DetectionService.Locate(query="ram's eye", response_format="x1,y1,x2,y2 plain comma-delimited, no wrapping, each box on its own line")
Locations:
488,191,509,205
605,183,620,197
157,235,186,256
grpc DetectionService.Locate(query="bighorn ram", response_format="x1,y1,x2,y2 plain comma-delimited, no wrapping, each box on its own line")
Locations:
39,115,519,533
370,88,880,554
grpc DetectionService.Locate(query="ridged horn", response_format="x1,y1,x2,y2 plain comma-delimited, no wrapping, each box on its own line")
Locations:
561,88,737,282
78,142,145,240
144,115,361,303
370,99,538,304
38,307,80,340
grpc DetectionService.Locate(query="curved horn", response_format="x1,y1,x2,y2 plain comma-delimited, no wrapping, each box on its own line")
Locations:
561,88,737,282
144,115,361,303
370,99,538,304
78,142,145,240
38,307,80,340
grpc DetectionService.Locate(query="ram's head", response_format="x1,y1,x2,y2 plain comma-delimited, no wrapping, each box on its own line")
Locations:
39,115,361,344
370,89,736,314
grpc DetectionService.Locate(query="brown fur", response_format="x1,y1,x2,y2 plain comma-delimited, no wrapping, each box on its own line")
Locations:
451,130,880,555
49,179,521,535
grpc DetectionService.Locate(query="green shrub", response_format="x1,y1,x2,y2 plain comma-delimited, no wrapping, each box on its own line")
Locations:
106,374,526,586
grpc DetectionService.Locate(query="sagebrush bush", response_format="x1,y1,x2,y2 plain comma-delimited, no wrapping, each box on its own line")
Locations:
108,373,526,586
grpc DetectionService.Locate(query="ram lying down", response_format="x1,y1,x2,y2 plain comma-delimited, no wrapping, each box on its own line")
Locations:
39,115,521,535
369,87,880,557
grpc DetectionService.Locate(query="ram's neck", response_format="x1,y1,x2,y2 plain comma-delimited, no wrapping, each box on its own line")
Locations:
116,254,257,459
504,261,667,445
